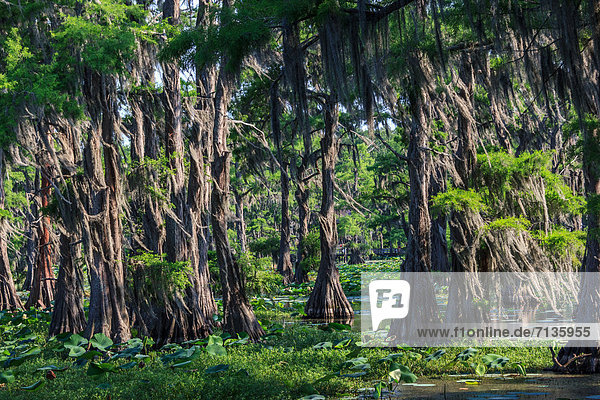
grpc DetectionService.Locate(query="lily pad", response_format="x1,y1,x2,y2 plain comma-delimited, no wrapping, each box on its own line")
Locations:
205,364,229,374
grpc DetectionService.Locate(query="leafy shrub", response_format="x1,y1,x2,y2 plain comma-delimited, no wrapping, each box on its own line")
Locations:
431,188,486,216
128,252,192,296
476,150,585,217
249,235,279,261
238,253,282,296
534,227,586,264
299,231,321,273
483,217,530,233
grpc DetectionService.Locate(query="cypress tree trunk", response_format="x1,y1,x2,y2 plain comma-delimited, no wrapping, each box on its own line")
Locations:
210,3,263,338
429,165,449,272
162,0,187,264
177,0,219,340
294,171,310,283
127,39,164,338
0,148,23,310
349,247,364,265
158,0,195,343
45,120,87,337
282,18,312,284
141,0,216,344
404,125,432,273
552,0,600,372
190,49,219,325
271,82,293,284
82,72,130,343
389,55,439,343
49,231,85,336
20,170,36,291
278,162,293,284
305,97,353,323
449,51,481,274
26,164,55,309
232,167,248,254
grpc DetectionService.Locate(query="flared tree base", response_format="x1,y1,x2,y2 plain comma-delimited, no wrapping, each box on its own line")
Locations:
223,298,264,341
305,277,354,324
0,281,22,311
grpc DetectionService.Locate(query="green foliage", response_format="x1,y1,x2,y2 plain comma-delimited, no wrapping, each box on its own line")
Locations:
490,55,508,70
534,227,586,264
337,215,363,239
248,235,279,260
476,151,551,197
473,84,490,106
431,188,486,216
53,0,148,73
476,150,585,217
128,252,192,296
337,261,402,295
163,0,278,72
207,249,218,276
0,28,80,148
238,253,282,296
484,217,531,233
299,231,321,274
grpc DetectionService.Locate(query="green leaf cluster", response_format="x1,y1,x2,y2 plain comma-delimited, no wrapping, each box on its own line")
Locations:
53,0,148,73
431,188,486,216
129,251,192,295
533,227,586,263
483,216,531,233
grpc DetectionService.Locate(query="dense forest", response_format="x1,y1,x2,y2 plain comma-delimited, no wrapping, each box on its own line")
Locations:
1,0,600,398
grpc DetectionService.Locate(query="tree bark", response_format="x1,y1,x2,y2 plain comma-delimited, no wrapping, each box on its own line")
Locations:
294,171,310,283
210,3,263,339
19,169,36,291
233,167,248,254
429,164,449,272
0,148,23,310
176,0,219,342
40,117,88,337
127,39,164,339
271,82,294,284
49,231,86,336
134,0,216,344
403,126,432,273
449,51,481,275
389,54,439,342
162,0,187,265
26,163,55,309
82,71,130,343
304,97,354,323
283,18,312,284
278,162,294,283
553,0,600,372
349,247,364,265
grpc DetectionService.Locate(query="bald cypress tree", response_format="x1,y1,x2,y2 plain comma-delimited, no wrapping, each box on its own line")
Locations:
0,148,22,311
